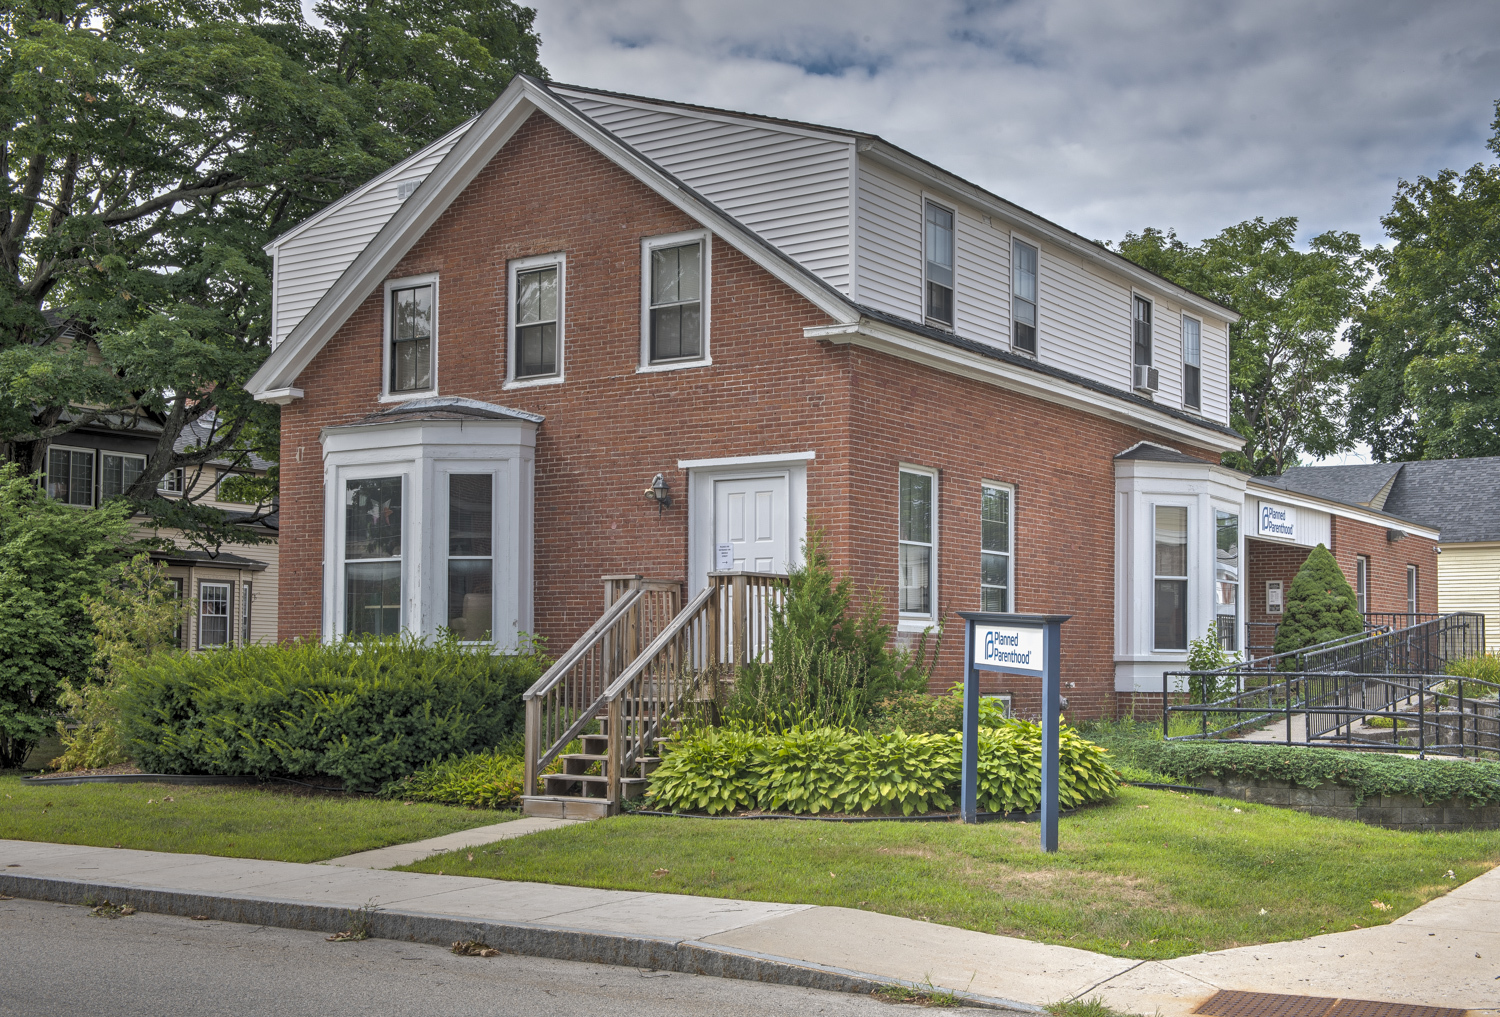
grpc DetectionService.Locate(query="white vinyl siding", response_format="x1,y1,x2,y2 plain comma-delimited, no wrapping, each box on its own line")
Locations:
855,160,924,320
560,92,855,292
1037,244,1134,388
268,122,472,348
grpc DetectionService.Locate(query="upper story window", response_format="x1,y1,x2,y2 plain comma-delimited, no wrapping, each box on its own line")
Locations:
981,483,1013,612
1182,315,1202,409
899,467,937,619
101,452,145,500
47,446,94,507
1011,238,1038,354
509,254,564,383
643,232,710,369
386,278,435,397
1133,295,1153,367
924,202,955,327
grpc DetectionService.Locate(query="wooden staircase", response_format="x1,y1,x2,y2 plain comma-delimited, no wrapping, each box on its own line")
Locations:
521,571,787,819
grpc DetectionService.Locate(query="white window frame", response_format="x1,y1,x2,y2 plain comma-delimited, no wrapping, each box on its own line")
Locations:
441,468,498,644
380,273,439,402
1182,313,1202,410
1406,564,1418,616
639,230,712,373
46,444,95,507
1356,555,1369,615
504,252,566,389
1010,234,1040,356
198,580,232,649
1151,501,1190,652
1213,508,1239,651
898,464,939,630
922,196,956,330
159,467,185,495
1133,293,1154,368
100,451,147,500
336,468,408,639
980,481,1015,614
241,579,253,645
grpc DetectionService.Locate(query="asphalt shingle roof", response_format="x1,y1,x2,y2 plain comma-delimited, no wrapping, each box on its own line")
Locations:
1263,458,1500,543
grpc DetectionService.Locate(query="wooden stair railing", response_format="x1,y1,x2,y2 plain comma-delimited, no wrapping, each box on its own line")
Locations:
521,576,681,804
522,571,789,818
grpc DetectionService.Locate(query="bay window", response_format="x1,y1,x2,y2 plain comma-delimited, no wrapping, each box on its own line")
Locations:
1215,510,1238,650
344,476,403,637
447,474,494,641
1154,505,1188,650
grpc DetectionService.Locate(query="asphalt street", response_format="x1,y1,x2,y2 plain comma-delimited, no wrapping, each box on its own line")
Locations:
0,897,915,1016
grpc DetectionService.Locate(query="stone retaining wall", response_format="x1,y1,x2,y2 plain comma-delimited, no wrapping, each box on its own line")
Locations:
1197,776,1500,831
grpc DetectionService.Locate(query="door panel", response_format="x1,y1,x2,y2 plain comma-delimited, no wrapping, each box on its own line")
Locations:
714,475,788,574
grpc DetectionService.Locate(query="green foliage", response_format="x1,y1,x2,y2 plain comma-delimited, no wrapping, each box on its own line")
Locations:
0,464,139,766
645,720,1119,816
1139,741,1500,807
1186,624,1240,703
1347,100,1500,460
1272,544,1363,659
1114,218,1367,474
1,0,545,549
1447,653,1500,693
383,743,560,810
868,687,1009,735
726,528,941,729
114,636,546,789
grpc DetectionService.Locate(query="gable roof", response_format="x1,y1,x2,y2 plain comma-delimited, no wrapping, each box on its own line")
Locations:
1382,458,1500,543
1264,463,1404,510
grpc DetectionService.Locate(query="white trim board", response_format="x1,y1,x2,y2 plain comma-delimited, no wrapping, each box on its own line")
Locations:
678,451,816,469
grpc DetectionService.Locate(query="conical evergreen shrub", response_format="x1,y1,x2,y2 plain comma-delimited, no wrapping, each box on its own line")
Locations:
1272,543,1363,659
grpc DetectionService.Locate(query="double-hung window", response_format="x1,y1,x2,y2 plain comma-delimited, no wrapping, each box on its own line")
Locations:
46,446,94,506
1215,511,1238,650
241,580,253,645
924,202,955,326
446,474,494,641
198,581,231,648
159,468,185,495
1182,315,1202,410
644,233,708,366
1133,296,1153,369
387,281,434,395
510,255,563,382
344,476,403,637
1153,505,1188,650
101,453,145,500
1406,565,1418,616
899,468,936,618
1355,556,1369,615
980,484,1013,612
1011,238,1038,354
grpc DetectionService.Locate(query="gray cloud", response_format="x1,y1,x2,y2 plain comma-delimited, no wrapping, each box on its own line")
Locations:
531,0,1500,246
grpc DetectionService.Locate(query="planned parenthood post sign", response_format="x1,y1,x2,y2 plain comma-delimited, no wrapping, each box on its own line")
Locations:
959,611,1070,852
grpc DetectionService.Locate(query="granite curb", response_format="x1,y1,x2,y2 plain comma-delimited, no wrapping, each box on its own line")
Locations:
0,873,1037,1012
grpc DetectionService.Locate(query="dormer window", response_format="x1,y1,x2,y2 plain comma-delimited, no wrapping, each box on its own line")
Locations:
924,201,954,327
385,277,436,398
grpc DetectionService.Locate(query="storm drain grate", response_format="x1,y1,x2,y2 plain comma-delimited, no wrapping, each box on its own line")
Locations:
1194,991,1466,1017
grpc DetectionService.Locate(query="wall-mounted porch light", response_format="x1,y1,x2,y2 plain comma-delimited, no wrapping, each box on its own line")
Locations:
643,472,673,513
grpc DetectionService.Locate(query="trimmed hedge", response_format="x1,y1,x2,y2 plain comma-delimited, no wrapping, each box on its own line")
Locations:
1139,741,1500,807
117,638,546,790
645,719,1120,816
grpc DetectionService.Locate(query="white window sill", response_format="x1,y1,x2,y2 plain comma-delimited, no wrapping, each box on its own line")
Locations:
379,390,439,404
502,375,565,391
638,357,712,374
897,617,938,634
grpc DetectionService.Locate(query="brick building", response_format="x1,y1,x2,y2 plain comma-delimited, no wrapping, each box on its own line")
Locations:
247,76,1433,718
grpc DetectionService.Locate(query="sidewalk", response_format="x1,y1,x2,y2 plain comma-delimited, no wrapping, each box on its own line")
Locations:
2,837,1495,1014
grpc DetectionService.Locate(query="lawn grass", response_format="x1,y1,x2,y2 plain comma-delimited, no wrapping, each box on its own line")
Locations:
0,772,512,863
399,785,1499,960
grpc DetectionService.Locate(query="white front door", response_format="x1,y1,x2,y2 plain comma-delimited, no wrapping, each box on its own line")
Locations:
713,474,789,573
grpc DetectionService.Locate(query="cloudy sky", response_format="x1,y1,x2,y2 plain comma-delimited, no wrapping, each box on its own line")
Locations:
529,0,1500,250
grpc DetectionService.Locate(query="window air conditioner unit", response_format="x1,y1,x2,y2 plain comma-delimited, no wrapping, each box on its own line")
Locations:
1133,365,1159,392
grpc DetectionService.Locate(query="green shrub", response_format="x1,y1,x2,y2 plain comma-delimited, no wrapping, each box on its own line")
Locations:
383,745,527,809
1445,653,1500,699
116,636,547,789
868,686,1009,735
1273,544,1363,661
645,720,1119,816
1138,741,1500,806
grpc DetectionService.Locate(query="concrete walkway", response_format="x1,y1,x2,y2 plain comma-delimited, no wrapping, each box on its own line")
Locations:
2,838,1495,1014
325,817,582,868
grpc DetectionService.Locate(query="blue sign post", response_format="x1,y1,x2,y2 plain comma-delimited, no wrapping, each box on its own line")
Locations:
959,611,1070,852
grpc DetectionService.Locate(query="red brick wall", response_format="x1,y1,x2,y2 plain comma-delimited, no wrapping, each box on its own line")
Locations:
1330,517,1439,616
1244,538,1312,653
277,109,1227,721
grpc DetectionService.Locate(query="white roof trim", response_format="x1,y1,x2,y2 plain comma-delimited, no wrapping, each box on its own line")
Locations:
807,319,1245,454
678,451,816,469
1245,480,1440,540
551,84,858,146
248,76,860,402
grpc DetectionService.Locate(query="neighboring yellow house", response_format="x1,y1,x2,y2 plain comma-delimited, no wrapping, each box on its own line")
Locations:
1275,457,1500,649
